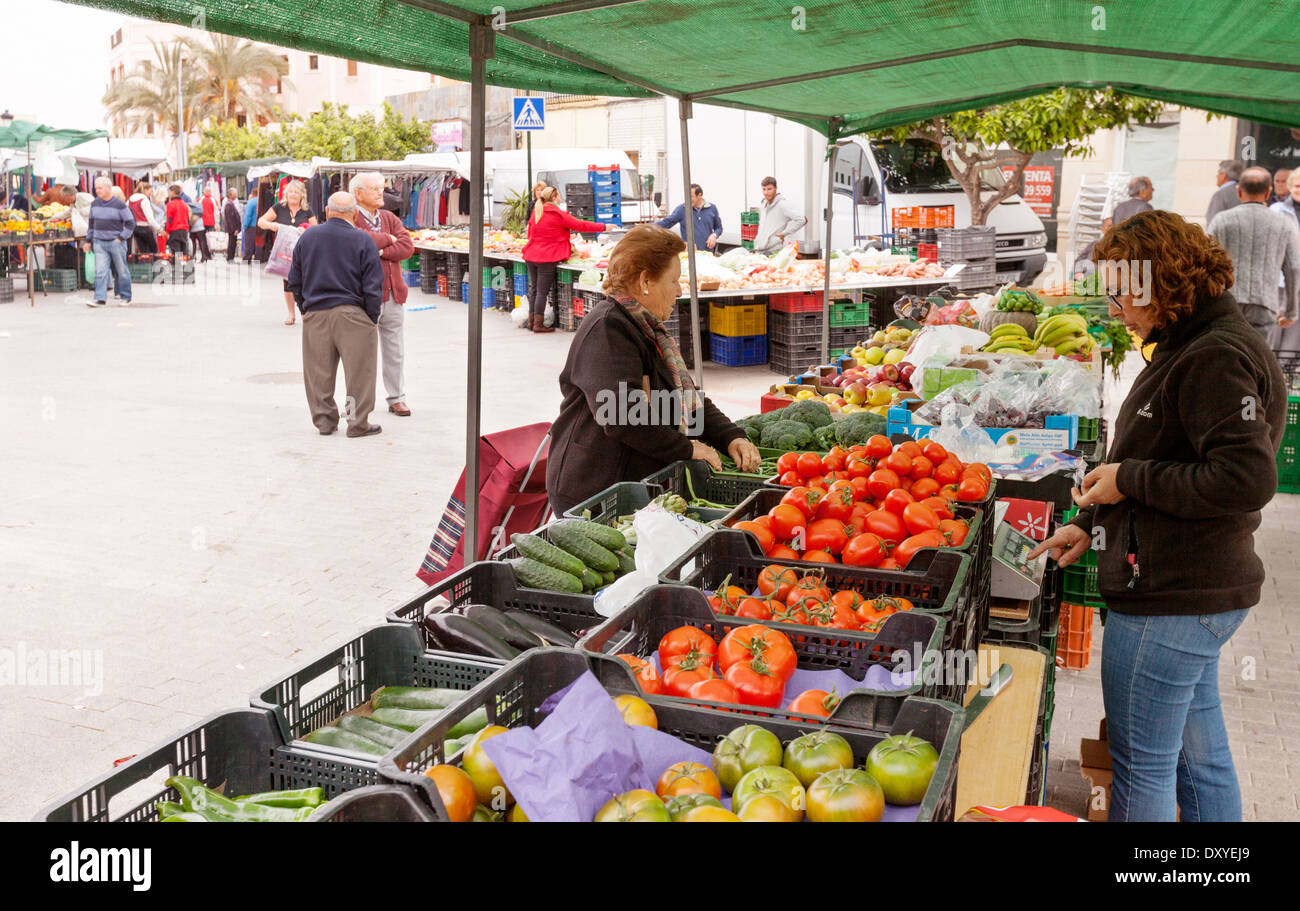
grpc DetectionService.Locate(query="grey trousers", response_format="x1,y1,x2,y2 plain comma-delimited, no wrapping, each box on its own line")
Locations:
1241,303,1276,342
377,298,405,406
301,306,378,433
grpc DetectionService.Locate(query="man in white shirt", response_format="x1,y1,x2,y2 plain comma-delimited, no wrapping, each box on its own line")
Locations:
753,177,807,253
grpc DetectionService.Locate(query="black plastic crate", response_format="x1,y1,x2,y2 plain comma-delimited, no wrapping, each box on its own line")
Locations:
379,648,963,822
251,623,503,744
985,587,1043,647
662,529,977,653
34,708,382,821
641,459,771,508
388,559,607,650
936,226,996,263
768,339,825,375
768,309,824,331
579,582,954,718
309,784,438,822
563,480,732,525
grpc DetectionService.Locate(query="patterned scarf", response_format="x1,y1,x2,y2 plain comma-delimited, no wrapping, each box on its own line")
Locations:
614,296,701,431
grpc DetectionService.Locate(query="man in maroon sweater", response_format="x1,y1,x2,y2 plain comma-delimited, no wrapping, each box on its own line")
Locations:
351,172,417,416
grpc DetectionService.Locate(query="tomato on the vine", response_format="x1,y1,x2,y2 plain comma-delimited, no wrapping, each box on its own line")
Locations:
939,518,969,546
781,486,821,519
662,651,718,697
758,564,798,600
810,601,859,630
735,597,773,620
716,625,797,682
814,486,854,522
787,573,830,604
830,589,866,614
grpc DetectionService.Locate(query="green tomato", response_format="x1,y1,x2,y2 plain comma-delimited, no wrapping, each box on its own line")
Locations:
471,804,503,822
865,733,940,806
732,765,805,820
806,768,885,822
593,789,672,822
782,731,856,788
664,792,724,821
712,724,784,793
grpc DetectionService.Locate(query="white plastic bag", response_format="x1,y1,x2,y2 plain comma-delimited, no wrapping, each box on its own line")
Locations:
511,304,530,328
592,506,712,617
904,325,991,398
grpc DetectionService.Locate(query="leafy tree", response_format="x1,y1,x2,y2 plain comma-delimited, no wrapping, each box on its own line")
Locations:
102,39,214,145
871,88,1167,225
191,121,271,163
185,34,288,125
270,103,431,161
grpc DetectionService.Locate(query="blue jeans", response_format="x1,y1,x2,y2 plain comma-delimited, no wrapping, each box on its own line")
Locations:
1101,608,1249,822
93,238,131,303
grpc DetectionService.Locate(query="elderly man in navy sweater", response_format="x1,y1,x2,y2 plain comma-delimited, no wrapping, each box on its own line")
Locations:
288,191,386,438
83,176,135,308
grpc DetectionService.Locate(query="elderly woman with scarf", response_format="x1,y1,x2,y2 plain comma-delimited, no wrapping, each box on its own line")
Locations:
545,225,762,515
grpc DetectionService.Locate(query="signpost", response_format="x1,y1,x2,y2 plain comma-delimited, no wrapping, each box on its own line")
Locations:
513,97,545,198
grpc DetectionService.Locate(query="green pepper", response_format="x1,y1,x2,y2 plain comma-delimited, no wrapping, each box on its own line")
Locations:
160,811,209,821
156,800,185,819
167,776,315,822
233,787,325,809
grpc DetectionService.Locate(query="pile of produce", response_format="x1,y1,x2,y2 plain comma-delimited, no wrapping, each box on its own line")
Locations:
979,311,1093,358
736,401,888,451
996,288,1044,313
302,685,490,756
751,437,989,567
700,569,916,633
157,778,328,822
507,519,636,595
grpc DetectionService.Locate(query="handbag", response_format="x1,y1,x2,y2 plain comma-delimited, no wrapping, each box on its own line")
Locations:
264,224,302,278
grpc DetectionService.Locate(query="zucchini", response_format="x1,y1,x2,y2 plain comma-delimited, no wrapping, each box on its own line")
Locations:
562,518,627,552
302,726,388,756
372,686,464,711
507,557,584,594
509,533,586,577
504,610,578,647
337,713,410,748
369,706,441,732
549,521,620,572
446,707,490,740
615,549,636,576
579,567,603,590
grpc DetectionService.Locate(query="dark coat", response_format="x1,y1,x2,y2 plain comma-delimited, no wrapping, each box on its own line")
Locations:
1206,181,1241,225
546,297,746,515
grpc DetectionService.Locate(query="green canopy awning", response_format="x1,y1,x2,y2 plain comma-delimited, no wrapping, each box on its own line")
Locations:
58,0,1300,131
0,119,107,150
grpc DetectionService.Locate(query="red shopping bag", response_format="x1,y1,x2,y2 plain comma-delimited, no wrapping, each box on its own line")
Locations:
416,422,551,586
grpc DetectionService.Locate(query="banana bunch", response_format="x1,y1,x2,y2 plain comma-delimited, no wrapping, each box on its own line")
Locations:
982,323,1037,355
1033,312,1094,356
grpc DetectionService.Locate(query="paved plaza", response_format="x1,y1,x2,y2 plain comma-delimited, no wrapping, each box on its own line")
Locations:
0,260,1296,820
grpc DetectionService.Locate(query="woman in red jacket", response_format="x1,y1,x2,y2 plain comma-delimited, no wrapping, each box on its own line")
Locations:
520,186,614,333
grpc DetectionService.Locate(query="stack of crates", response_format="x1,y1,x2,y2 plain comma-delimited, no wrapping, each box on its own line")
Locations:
707,296,767,367
446,252,465,302
740,209,759,250
768,292,825,375
512,262,529,310
0,275,13,303
128,260,161,283
565,182,595,222
38,268,78,292
399,253,420,291
937,226,997,291
1277,392,1300,494
588,166,622,227
827,297,873,359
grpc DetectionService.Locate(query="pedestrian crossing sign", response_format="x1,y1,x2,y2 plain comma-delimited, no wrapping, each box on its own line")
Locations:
512,97,546,131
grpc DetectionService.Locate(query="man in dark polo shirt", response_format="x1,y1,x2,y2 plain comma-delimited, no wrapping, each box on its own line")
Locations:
287,191,385,438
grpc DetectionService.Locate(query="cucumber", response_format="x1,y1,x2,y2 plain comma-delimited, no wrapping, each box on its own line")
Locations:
508,557,584,593
337,713,409,748
446,707,490,740
615,550,636,576
302,726,388,756
549,521,620,572
372,686,464,711
602,570,616,584
509,533,586,577
370,706,441,732
443,737,466,757
562,518,627,552
579,567,603,590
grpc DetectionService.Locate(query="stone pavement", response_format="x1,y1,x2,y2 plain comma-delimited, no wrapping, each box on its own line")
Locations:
0,261,1296,820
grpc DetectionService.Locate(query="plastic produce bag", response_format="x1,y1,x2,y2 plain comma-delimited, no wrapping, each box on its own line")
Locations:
904,325,990,399
926,410,1002,464
510,304,530,328
592,506,712,617
578,268,602,286
264,224,302,278
1036,358,1101,418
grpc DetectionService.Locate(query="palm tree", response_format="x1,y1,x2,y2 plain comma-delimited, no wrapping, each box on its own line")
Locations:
185,34,289,127
102,39,214,142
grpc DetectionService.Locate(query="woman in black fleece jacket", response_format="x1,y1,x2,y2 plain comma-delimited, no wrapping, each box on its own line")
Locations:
1032,210,1286,822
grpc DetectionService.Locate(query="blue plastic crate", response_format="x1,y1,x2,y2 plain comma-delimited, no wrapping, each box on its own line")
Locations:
588,175,619,191
461,282,494,307
513,274,528,296
708,332,767,366
402,269,420,288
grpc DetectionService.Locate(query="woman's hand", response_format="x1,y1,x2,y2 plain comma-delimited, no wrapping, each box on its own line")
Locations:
1072,462,1126,508
728,438,762,473
690,440,722,471
1027,523,1092,568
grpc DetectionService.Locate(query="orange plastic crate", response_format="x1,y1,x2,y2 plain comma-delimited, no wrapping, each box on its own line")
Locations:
1056,602,1094,669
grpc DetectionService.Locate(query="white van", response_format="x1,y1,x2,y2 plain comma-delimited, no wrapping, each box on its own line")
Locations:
663,100,1048,284
485,148,646,227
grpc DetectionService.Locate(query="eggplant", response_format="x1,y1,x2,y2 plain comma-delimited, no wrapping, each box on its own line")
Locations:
423,613,522,660
504,610,579,647
454,604,545,651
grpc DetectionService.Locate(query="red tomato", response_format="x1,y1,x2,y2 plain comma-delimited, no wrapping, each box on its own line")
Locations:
956,476,988,503
806,518,849,555
776,452,800,476
724,659,786,707
846,454,875,480
939,518,969,546
849,476,871,501
753,515,774,532
882,488,915,517
821,452,845,473
827,445,850,464
616,654,663,695
896,440,923,460
831,590,866,614
865,435,893,459
688,677,739,707
787,573,830,605
662,655,718,697
773,603,813,626
921,441,948,464
894,530,945,568
734,520,775,554
866,469,901,500
842,532,888,567
735,597,773,620
658,627,718,667
805,475,826,491
878,556,900,570
863,509,907,544
779,470,802,487
758,564,799,600
768,504,806,542
910,477,940,500
716,625,797,682
963,463,992,484
814,486,854,522
898,477,914,493
810,600,860,630
939,483,961,500
920,496,955,521
796,452,824,478
823,471,847,484
932,462,960,486
781,486,821,519
769,544,800,561
801,549,838,564
848,502,873,531
788,688,840,718
908,456,934,480
902,502,941,536
883,451,913,476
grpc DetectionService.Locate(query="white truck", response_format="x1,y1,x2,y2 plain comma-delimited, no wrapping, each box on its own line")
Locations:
662,99,1049,284
484,147,649,227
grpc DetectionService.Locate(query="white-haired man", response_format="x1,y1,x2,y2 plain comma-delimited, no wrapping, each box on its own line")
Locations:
288,192,385,438
83,176,134,308
350,172,416,417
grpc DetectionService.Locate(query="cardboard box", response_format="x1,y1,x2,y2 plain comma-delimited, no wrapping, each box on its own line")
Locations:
1079,718,1111,822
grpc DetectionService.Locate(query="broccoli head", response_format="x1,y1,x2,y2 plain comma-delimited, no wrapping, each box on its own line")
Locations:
834,411,887,448
760,419,813,451
734,414,764,444
781,399,833,429
812,423,838,451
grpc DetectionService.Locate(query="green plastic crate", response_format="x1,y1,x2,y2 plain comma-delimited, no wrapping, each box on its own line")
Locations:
1077,416,1100,444
400,255,420,270
829,299,872,327
512,261,529,277
1278,396,1300,494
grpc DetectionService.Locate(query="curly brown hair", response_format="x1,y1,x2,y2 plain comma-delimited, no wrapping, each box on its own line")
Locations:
1093,210,1234,328
602,224,685,298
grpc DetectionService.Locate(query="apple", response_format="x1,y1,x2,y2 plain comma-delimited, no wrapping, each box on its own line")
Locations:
879,364,900,383
868,404,891,416
841,403,866,414
898,363,916,381
867,383,895,406
844,382,869,406
872,330,888,344
795,389,815,400
884,348,906,366
861,347,886,366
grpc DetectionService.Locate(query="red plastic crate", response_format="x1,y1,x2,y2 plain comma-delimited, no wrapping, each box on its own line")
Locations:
769,292,822,313
573,293,585,317
918,243,938,262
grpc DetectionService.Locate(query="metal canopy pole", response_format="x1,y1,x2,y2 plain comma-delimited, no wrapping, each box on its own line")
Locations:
677,99,702,389
464,19,494,563
820,135,839,364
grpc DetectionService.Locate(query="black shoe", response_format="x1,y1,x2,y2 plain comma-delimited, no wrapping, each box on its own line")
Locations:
346,423,382,438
